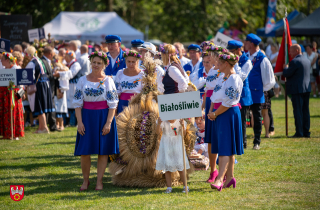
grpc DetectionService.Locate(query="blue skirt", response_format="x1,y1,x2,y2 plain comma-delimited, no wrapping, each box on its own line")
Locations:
74,108,119,156
213,106,243,156
204,97,216,144
117,99,129,114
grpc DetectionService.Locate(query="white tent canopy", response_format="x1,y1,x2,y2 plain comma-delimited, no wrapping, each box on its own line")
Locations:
43,11,144,46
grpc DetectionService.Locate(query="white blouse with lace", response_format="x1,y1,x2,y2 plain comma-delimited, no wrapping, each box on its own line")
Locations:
72,76,118,109
155,120,190,172
209,74,243,107
114,69,144,95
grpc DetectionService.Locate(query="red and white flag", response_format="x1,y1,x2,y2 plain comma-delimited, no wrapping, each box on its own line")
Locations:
274,17,293,82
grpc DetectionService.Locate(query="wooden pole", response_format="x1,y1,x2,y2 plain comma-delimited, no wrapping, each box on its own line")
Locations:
180,120,188,195
10,90,13,140
284,8,289,137
285,80,288,137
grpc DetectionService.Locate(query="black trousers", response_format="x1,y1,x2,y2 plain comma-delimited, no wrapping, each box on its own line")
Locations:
240,106,249,146
251,103,262,145
268,107,274,132
291,92,310,137
47,96,57,131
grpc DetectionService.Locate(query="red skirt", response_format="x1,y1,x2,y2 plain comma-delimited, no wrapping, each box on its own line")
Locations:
0,87,25,139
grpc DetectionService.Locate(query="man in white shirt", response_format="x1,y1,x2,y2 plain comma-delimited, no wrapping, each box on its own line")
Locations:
244,33,275,150
77,45,91,76
69,41,81,60
174,42,190,67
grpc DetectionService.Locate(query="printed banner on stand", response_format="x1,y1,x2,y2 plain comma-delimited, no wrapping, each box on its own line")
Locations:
0,68,33,86
213,32,233,49
157,91,202,121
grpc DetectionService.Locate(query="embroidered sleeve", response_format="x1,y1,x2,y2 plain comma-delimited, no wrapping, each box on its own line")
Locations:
222,75,243,107
114,70,122,94
73,77,84,108
105,77,119,109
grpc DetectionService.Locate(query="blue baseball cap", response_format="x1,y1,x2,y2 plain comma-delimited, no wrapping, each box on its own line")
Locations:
227,40,243,50
188,44,201,52
105,35,121,43
131,39,144,48
245,33,261,45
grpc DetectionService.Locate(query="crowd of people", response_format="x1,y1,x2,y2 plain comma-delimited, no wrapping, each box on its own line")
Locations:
0,31,316,193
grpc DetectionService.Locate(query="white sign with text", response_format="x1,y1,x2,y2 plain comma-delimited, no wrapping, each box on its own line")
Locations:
213,32,233,49
157,91,202,121
0,69,17,87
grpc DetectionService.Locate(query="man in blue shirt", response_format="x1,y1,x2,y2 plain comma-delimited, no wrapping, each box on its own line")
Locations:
104,35,126,76
183,44,203,75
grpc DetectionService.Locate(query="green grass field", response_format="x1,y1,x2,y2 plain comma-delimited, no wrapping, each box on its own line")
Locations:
0,96,319,209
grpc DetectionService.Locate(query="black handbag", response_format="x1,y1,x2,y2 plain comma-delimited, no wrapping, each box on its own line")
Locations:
268,88,275,99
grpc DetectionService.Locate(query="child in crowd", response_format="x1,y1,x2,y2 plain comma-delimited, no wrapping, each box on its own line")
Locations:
194,117,208,158
189,116,210,171
22,92,34,127
53,63,69,131
155,118,190,194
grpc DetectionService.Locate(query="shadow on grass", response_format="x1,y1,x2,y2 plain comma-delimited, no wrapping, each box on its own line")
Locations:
0,155,80,170
0,171,170,198
47,135,76,140
40,141,75,146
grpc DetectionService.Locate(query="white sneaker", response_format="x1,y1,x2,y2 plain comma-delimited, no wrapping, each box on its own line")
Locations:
165,187,172,194
182,186,189,193
15,137,19,140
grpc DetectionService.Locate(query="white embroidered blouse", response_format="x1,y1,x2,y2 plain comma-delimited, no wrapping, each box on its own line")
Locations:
72,76,119,109
114,69,144,95
209,74,243,107
204,67,224,91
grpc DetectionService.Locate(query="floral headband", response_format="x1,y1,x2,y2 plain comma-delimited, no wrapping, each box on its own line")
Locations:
207,45,228,53
159,43,178,54
88,51,109,66
200,41,214,51
201,51,210,58
123,50,142,59
66,51,75,58
2,52,17,64
218,53,239,61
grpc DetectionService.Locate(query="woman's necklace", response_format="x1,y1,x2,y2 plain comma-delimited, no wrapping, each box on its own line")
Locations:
222,73,231,83
97,76,106,88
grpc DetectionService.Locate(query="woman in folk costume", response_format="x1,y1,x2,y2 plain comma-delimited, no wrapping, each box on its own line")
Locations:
53,50,81,126
189,41,214,98
0,52,24,139
25,46,55,134
73,51,119,191
114,50,144,114
202,46,227,183
160,44,189,94
108,52,196,188
208,52,244,191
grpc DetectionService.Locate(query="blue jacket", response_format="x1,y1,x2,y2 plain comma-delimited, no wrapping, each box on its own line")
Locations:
238,53,253,106
183,61,203,74
104,48,126,76
248,50,265,104
283,54,311,95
